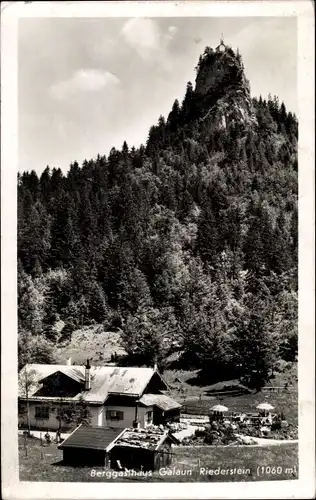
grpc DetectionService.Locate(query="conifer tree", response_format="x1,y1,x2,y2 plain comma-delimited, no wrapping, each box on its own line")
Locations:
234,298,276,391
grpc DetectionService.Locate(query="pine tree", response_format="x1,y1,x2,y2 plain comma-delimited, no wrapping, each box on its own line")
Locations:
88,282,108,322
197,200,220,265
180,82,195,123
167,99,181,132
234,298,276,391
117,268,152,317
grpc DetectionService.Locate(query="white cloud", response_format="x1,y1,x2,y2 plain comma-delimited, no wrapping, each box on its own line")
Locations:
121,18,160,58
49,69,120,100
121,18,177,67
168,25,178,35
164,25,178,44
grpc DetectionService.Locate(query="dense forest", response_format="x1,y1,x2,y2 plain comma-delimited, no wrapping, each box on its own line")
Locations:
18,44,298,390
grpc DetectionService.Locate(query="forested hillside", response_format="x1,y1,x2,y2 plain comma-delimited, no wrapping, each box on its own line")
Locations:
18,44,298,390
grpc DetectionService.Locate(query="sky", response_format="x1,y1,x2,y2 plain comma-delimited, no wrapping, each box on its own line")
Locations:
18,16,297,174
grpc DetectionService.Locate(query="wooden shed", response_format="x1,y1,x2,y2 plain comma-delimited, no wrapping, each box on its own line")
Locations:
58,425,125,466
106,426,179,471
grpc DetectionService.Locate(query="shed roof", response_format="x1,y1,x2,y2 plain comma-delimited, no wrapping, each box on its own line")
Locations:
138,394,182,411
58,425,124,451
107,426,179,452
19,364,165,404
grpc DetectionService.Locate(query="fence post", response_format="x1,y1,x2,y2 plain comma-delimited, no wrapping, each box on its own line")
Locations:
24,433,28,457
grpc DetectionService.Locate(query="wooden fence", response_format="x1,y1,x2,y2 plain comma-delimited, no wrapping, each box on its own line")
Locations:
181,405,209,416
262,386,296,392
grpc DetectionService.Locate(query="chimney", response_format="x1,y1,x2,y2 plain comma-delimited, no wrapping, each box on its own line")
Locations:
153,356,158,372
85,359,91,391
154,362,158,371
66,357,72,366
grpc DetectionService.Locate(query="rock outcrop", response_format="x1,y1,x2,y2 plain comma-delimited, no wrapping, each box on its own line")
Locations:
194,43,257,132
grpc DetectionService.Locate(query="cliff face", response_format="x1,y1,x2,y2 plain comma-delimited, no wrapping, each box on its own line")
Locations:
194,45,257,131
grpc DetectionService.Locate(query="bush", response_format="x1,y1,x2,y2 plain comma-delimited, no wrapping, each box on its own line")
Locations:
204,423,236,445
279,332,298,362
59,320,76,344
194,429,205,438
271,421,282,431
103,310,122,331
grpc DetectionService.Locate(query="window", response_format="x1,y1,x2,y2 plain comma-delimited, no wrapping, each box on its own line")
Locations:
35,406,50,420
106,410,124,421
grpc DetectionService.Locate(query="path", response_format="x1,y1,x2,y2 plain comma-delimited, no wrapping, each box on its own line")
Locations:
173,424,205,441
235,434,298,446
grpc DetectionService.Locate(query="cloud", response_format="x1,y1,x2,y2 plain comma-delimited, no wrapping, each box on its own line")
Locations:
164,25,178,44
120,18,178,68
121,18,160,58
49,69,120,100
167,25,178,36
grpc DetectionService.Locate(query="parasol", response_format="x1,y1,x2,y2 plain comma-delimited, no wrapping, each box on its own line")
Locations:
256,403,274,411
210,404,228,412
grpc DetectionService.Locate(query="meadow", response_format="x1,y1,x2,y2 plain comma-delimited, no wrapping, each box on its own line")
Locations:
19,435,298,483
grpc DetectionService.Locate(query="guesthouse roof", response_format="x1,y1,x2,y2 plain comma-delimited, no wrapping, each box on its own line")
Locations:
18,364,168,404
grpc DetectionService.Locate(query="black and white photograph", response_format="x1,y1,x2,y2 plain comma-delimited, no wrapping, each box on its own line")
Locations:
1,1,315,499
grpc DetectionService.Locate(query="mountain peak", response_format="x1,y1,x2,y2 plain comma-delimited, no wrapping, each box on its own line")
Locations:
194,43,257,130
195,42,246,96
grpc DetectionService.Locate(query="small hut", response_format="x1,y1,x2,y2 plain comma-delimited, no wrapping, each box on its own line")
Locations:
58,425,125,466
107,426,179,471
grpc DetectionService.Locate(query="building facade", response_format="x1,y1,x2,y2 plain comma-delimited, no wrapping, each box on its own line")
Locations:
18,361,181,431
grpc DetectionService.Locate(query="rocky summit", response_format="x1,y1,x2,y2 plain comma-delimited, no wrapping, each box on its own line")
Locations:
194,41,257,132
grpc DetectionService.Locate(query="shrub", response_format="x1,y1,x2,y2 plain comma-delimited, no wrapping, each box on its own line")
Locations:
194,429,205,438
59,320,76,344
103,310,122,331
203,423,236,445
271,421,282,431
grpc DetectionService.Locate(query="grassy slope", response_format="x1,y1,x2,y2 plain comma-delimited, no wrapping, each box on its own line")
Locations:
178,390,298,426
164,364,298,426
19,436,298,482
54,325,126,366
